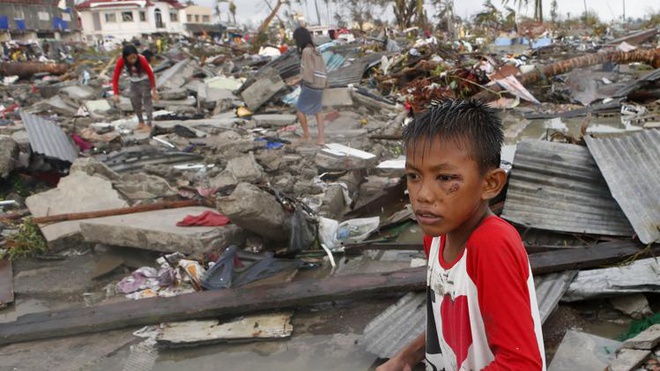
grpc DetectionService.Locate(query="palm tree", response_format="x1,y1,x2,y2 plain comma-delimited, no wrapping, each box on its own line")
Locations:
229,1,237,24
502,0,543,23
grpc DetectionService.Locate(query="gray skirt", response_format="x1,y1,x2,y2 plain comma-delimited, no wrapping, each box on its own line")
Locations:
296,84,324,115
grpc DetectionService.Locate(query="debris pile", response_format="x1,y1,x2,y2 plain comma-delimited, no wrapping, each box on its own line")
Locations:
0,22,658,369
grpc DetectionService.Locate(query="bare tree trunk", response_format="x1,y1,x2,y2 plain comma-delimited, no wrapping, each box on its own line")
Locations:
252,0,283,52
472,48,660,101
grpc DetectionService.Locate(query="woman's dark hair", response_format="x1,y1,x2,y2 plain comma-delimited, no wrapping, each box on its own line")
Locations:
122,44,142,74
293,27,314,53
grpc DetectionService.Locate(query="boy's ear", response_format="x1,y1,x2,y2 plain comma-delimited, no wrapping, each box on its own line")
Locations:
481,168,507,200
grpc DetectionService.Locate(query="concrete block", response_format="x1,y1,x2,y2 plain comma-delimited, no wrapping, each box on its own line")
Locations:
226,153,265,183
80,206,243,255
216,183,290,242
252,114,297,128
548,330,621,371
60,85,95,102
241,74,285,112
622,324,660,350
319,184,349,220
314,150,377,171
322,88,353,107
159,88,189,100
157,59,195,91
609,349,651,371
13,254,99,297
25,172,127,245
83,99,112,116
610,294,653,320
0,135,18,178
153,96,196,109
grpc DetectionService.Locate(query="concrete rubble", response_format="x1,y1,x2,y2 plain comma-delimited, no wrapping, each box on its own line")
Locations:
0,10,658,370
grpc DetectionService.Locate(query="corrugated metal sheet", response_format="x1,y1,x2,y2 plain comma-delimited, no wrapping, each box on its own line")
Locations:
613,68,660,98
502,139,634,236
585,129,660,244
360,270,572,358
534,270,577,323
20,111,78,163
360,292,426,359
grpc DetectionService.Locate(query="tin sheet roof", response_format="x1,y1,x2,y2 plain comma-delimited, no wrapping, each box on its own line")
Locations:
501,139,634,237
20,111,78,163
585,129,660,244
360,271,571,358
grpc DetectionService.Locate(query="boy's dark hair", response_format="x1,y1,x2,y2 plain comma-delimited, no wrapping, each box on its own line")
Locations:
402,99,503,174
293,27,314,53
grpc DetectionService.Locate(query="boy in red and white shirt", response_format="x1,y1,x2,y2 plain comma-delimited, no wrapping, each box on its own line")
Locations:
378,100,545,371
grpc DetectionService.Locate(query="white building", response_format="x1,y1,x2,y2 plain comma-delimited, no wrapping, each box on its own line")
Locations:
76,0,185,42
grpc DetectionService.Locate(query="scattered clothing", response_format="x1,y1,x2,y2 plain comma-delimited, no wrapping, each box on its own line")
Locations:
176,211,231,227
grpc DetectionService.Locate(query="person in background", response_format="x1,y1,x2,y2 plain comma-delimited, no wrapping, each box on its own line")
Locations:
112,44,158,132
290,27,327,145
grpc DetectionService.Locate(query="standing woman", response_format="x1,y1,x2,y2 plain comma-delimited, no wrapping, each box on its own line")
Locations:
112,44,158,131
293,27,327,145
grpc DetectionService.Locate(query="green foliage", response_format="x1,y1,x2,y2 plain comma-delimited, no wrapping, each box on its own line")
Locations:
2,219,48,261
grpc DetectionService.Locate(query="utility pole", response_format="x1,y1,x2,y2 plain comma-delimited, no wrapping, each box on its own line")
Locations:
622,0,626,22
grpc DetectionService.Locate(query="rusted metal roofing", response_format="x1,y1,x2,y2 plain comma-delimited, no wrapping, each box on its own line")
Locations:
20,111,78,163
501,139,634,237
585,129,660,244
96,145,202,173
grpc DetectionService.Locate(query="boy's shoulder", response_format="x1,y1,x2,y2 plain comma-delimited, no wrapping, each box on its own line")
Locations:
467,215,527,260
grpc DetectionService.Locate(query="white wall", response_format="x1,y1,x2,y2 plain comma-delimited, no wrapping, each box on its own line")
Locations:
78,1,182,42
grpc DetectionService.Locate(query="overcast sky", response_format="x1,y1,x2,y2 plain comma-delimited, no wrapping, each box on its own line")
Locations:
200,0,658,27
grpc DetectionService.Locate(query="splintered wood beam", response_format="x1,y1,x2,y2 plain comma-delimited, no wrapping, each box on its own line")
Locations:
0,240,652,345
0,267,425,345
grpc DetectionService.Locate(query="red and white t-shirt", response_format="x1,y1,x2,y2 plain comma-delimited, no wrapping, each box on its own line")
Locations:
424,216,545,371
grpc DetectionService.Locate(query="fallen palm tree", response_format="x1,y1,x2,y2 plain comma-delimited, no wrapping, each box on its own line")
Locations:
472,48,660,102
0,62,70,80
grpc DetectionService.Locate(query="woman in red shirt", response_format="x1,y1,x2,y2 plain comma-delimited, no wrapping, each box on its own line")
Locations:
112,44,158,132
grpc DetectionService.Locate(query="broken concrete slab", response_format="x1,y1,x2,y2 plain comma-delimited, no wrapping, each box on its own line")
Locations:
157,59,196,91
43,95,78,116
610,294,654,320
157,312,293,347
113,173,178,201
322,88,354,107
548,330,621,371
0,135,18,178
83,99,112,117
60,85,95,103
204,76,242,90
69,157,120,181
153,96,196,109
319,184,350,220
79,206,244,256
252,114,297,128
225,153,265,183
25,172,127,246
315,150,377,171
158,88,189,101
0,259,13,309
216,183,290,242
622,324,660,350
240,73,285,112
13,254,100,298
609,348,652,371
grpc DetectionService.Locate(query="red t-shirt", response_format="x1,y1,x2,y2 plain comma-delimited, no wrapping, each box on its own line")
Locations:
423,215,545,370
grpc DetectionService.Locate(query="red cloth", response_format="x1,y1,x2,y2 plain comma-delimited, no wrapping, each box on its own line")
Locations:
112,54,156,95
176,211,231,227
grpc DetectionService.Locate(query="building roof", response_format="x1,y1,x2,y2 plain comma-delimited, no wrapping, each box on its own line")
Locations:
76,0,183,10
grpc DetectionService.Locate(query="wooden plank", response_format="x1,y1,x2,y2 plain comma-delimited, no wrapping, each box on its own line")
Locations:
0,240,651,345
0,267,426,345
157,312,293,347
529,240,648,275
0,259,14,309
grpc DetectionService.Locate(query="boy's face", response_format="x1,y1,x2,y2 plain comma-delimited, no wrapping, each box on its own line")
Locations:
405,135,489,238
